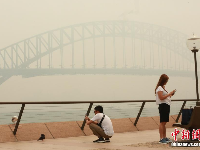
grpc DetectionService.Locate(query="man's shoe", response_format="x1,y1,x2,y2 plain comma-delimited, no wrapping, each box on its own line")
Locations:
97,137,105,143
159,138,168,144
165,137,172,143
105,138,110,142
93,138,100,143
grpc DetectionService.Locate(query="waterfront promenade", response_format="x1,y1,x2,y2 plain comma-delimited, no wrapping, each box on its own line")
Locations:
1,115,197,150
0,115,179,142
0,128,199,150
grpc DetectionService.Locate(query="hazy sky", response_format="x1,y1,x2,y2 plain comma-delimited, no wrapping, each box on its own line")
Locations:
1,0,200,48
0,0,199,102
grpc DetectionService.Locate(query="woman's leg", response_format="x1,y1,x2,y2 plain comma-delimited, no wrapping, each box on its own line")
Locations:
163,122,167,138
159,122,166,139
162,105,170,139
159,103,169,140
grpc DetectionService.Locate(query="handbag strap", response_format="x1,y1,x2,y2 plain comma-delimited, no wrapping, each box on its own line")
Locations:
161,86,168,93
98,114,105,126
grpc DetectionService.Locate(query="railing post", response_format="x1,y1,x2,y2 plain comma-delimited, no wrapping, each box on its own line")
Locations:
176,101,186,123
134,102,145,126
81,102,93,130
13,104,25,135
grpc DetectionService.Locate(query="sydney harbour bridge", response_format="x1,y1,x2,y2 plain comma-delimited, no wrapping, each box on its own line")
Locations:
0,20,196,85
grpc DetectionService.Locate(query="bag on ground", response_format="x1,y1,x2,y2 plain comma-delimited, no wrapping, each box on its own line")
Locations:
181,108,193,125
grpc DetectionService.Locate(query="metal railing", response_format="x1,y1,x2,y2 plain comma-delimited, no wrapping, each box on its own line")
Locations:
0,99,196,135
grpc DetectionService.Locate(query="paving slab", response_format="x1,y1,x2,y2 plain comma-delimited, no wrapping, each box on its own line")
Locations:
111,118,138,133
0,125,16,143
9,123,53,141
45,121,85,138
130,117,158,131
171,114,182,123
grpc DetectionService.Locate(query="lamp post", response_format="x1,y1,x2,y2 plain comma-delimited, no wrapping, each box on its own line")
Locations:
186,36,200,106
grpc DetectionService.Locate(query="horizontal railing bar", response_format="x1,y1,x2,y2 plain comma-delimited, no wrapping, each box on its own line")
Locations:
0,99,196,104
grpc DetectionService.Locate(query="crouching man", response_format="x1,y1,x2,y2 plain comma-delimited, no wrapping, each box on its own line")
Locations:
85,105,114,143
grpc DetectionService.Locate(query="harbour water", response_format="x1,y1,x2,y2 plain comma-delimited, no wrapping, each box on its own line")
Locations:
0,75,197,125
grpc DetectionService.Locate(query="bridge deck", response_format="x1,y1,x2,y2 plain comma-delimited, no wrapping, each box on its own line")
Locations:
0,68,195,77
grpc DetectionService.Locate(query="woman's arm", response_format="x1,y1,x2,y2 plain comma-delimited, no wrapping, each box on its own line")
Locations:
157,90,175,100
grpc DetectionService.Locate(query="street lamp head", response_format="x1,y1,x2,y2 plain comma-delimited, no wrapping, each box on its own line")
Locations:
186,35,200,52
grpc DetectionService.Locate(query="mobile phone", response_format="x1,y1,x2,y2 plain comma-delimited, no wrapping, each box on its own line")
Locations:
172,89,176,95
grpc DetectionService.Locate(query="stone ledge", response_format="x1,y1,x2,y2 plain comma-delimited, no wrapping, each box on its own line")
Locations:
45,121,85,138
0,125,16,142
9,123,53,141
152,116,176,128
111,118,138,133
0,115,179,143
76,121,93,136
130,117,159,131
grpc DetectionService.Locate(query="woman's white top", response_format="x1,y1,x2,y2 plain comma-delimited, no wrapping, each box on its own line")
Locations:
156,86,171,105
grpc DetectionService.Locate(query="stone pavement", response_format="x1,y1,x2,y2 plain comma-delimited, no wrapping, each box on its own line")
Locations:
1,128,199,150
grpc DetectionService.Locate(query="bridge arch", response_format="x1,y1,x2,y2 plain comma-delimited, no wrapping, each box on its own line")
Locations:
0,20,194,84
0,20,192,69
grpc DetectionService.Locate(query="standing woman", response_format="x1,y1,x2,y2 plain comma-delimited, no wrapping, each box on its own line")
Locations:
155,74,175,144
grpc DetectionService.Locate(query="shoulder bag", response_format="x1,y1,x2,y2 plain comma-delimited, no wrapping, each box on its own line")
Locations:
97,114,105,128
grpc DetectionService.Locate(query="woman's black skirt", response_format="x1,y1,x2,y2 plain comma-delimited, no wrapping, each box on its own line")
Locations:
159,103,170,123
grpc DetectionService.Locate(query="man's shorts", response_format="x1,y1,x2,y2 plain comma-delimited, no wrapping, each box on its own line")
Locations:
159,103,170,123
